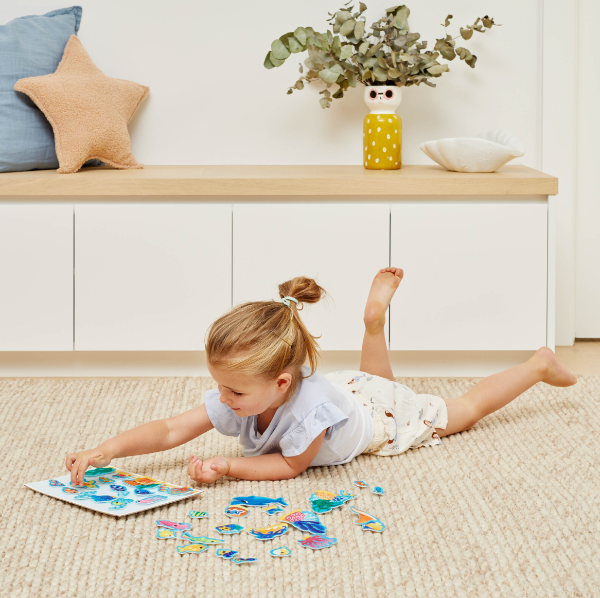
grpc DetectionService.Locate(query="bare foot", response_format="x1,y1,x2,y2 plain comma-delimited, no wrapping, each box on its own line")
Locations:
531,347,577,387
364,267,404,333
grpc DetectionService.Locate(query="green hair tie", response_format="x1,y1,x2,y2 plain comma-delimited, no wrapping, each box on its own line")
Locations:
281,296,299,307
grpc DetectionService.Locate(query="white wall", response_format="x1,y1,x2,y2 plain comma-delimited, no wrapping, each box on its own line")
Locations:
1,0,585,352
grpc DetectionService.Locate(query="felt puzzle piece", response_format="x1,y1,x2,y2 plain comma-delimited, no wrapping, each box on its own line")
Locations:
111,471,136,480
216,549,239,560
62,487,79,495
225,506,250,519
72,491,98,501
353,480,369,488
158,484,173,492
247,523,289,541
135,483,160,490
136,495,167,504
85,467,115,477
297,534,338,550
157,528,178,540
69,480,99,490
262,505,284,516
215,524,244,535
231,557,257,565
98,476,114,484
278,510,326,535
372,486,385,496
308,489,357,514
124,476,159,487
87,494,117,503
189,511,209,519
134,488,155,495
230,496,288,508
162,486,194,496
348,505,386,533
156,520,192,531
110,498,133,510
49,479,64,487
177,543,209,555
270,546,292,558
181,532,224,544
109,485,130,496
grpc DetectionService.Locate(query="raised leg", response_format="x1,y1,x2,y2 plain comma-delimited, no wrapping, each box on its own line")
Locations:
359,267,404,381
435,347,578,438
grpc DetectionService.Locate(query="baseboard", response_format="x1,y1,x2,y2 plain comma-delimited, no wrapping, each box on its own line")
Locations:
0,350,537,378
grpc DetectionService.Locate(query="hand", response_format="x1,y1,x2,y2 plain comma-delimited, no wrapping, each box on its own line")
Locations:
188,455,230,485
65,447,111,486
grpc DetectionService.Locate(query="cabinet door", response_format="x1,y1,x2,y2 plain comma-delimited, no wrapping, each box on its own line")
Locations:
233,203,390,350
75,204,231,350
0,204,73,350
390,201,548,350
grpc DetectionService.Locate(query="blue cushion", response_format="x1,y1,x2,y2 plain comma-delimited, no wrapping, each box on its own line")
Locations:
0,6,101,173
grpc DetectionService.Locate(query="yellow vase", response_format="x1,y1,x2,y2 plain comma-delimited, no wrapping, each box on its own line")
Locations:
363,85,403,170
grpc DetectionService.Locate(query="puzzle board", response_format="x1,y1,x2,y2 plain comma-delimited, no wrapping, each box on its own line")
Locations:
25,468,202,517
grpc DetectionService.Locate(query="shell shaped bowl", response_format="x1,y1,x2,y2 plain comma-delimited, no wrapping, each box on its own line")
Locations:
419,129,525,173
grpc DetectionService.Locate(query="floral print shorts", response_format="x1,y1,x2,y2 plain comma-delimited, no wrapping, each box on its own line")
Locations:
325,370,449,456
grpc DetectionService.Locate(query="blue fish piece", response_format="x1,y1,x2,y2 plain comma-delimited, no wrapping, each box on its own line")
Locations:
134,487,154,495
372,486,385,496
215,524,244,535
216,549,239,560
72,491,98,500
110,498,134,510
230,496,288,508
262,505,284,516
231,557,257,565
88,494,117,503
110,484,129,495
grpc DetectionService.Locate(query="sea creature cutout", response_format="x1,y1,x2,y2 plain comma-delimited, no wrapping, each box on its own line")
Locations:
181,532,224,544
124,476,158,486
162,486,194,496
216,549,239,559
135,483,160,490
278,510,327,535
177,544,209,555
85,467,115,476
297,534,338,550
110,498,133,510
308,490,357,515
247,523,289,541
348,505,386,533
270,546,292,558
215,524,244,535
72,491,98,501
372,486,385,496
134,488,154,495
353,480,369,488
230,496,288,508
156,520,192,531
62,487,79,494
189,511,209,519
158,484,173,492
112,472,135,480
157,528,177,540
262,505,284,516
231,557,258,565
98,476,114,484
49,479,64,487
78,494,116,503
136,495,167,504
110,484,129,495
69,480,99,490
225,505,250,518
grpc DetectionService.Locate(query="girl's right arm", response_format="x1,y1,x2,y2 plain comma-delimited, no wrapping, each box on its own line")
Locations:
66,404,214,486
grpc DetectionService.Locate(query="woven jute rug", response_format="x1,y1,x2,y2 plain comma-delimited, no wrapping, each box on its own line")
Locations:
0,376,598,598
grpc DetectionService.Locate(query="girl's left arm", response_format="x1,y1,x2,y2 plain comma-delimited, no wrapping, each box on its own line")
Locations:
188,429,327,483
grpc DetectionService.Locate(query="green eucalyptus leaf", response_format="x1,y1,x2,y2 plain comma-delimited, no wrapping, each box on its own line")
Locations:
354,20,365,40
377,56,388,68
295,79,305,90
347,71,358,86
443,15,453,27
319,68,342,85
373,65,388,81
466,54,477,67
336,10,352,23
271,39,291,60
332,88,344,98
359,2,367,13
288,36,304,53
460,27,473,40
392,6,410,30
319,97,329,109
358,41,370,54
366,41,383,57
329,63,345,75
340,44,354,59
388,67,401,78
362,56,378,69
427,64,448,75
264,52,275,69
332,35,341,56
294,27,307,45
340,19,356,36
269,52,286,67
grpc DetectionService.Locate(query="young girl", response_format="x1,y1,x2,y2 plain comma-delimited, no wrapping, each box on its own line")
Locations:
66,267,577,486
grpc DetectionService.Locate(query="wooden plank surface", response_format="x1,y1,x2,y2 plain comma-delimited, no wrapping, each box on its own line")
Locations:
0,164,558,196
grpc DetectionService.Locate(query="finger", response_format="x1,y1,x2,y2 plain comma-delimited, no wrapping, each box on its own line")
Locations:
77,459,88,486
65,454,75,472
71,456,80,486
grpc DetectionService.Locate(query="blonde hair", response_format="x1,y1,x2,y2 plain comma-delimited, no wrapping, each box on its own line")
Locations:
205,276,326,399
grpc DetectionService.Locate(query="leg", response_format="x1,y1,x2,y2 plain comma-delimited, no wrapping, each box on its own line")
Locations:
359,267,404,381
435,347,577,438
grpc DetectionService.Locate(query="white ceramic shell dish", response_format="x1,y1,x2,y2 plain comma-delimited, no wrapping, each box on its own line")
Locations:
419,129,525,173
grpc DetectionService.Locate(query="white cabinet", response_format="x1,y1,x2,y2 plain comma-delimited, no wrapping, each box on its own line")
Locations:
390,201,548,350
0,204,73,350
74,204,231,350
233,203,390,350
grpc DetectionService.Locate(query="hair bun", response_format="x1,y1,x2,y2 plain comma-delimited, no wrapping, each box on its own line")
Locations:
278,276,326,306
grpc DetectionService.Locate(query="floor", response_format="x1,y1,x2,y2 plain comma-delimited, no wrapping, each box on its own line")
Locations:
556,339,600,375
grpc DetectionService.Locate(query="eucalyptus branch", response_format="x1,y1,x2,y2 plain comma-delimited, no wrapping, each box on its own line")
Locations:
264,3,500,109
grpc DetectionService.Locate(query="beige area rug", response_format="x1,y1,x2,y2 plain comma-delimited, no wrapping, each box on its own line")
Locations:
0,376,598,598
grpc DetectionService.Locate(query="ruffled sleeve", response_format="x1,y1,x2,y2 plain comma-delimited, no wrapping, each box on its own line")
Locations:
279,402,348,457
204,388,242,437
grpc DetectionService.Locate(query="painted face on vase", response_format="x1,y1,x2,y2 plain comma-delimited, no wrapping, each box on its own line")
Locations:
364,86,402,113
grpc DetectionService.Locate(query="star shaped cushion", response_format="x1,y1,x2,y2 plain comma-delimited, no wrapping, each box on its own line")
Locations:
14,35,149,174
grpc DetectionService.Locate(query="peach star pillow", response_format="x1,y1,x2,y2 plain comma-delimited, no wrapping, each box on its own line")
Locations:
14,35,149,174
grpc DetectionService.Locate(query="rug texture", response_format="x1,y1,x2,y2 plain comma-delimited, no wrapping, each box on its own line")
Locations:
0,376,598,598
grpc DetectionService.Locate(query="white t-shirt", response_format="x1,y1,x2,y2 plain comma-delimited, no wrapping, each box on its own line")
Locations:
204,367,374,467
